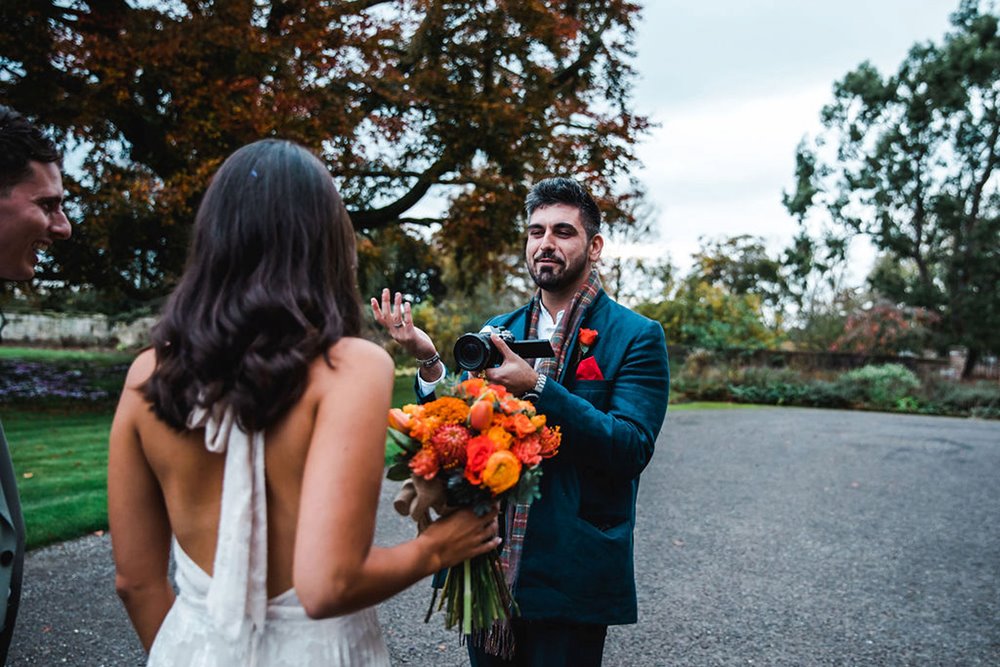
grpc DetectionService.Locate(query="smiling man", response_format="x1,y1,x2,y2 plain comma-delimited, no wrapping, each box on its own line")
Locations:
0,106,71,281
374,177,670,666
0,105,71,664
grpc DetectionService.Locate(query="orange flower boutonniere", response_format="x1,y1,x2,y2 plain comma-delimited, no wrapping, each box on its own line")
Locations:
579,328,598,356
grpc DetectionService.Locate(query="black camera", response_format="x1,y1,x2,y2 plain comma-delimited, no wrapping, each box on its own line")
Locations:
453,326,554,372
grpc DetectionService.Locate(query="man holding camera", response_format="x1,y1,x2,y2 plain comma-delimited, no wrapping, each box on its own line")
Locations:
372,177,669,666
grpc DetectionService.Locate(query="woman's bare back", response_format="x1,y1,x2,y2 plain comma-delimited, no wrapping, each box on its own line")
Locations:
123,337,387,598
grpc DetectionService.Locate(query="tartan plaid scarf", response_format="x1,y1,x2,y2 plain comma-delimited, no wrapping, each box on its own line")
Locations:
498,267,603,598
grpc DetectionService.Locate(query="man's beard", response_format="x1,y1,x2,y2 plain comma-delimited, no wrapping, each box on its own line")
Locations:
528,252,588,291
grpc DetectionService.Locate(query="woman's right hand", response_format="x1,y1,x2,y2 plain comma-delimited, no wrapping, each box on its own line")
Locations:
419,506,502,571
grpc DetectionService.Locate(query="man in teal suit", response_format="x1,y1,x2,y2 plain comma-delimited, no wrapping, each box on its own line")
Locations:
0,105,73,664
373,177,669,666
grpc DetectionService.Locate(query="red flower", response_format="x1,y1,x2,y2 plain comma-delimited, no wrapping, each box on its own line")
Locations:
579,328,598,347
464,435,497,485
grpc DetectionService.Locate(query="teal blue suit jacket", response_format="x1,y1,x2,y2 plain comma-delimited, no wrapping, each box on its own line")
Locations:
484,290,669,625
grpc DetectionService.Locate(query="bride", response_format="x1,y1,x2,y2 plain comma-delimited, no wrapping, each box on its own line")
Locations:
108,139,499,665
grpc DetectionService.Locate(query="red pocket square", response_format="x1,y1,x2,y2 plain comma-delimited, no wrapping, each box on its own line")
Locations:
576,356,604,380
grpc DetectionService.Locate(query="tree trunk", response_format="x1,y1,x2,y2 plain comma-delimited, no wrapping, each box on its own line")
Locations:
962,347,980,380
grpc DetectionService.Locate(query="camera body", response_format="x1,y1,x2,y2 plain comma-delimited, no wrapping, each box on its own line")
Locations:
453,326,554,371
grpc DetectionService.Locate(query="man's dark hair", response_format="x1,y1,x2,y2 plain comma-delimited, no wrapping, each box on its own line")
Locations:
143,139,363,432
0,105,61,195
524,177,601,239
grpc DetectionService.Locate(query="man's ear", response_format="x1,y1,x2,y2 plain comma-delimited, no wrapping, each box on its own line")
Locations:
588,233,604,263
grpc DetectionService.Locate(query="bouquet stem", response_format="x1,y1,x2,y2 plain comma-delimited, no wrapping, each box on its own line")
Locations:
431,548,519,649
462,559,473,636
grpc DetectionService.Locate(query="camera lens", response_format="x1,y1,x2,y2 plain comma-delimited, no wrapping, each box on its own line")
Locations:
454,333,491,371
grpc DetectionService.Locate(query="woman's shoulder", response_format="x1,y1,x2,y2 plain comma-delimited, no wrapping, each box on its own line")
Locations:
124,347,157,389
309,337,393,384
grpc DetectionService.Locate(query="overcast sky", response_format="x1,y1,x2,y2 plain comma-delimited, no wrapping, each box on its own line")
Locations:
624,0,962,281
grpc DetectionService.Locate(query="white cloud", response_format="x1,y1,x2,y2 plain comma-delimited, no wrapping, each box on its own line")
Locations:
628,0,959,282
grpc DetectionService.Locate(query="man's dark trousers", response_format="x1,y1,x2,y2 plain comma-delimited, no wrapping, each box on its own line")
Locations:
468,619,607,667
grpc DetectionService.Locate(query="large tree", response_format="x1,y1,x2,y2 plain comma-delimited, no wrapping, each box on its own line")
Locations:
784,0,1000,377
1,0,648,309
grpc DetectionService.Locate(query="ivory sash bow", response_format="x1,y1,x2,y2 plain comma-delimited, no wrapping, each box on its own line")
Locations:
187,405,268,641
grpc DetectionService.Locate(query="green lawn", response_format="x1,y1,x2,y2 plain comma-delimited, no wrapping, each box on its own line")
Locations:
0,346,133,363
1,407,112,550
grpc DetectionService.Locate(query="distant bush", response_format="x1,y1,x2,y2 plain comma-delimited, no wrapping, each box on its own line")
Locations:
670,357,999,419
921,379,1000,418
834,364,920,409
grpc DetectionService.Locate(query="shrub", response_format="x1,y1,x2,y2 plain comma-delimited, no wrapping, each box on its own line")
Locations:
921,379,1000,416
835,364,920,409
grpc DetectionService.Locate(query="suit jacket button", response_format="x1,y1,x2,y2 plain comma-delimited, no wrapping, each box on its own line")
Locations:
0,550,12,567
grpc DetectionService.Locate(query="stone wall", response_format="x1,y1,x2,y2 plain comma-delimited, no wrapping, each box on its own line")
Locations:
0,312,155,349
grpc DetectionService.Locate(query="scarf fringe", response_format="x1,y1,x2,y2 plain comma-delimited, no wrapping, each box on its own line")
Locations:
474,619,517,660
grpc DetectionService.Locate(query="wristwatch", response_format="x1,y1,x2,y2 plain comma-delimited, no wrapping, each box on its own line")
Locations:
521,373,547,401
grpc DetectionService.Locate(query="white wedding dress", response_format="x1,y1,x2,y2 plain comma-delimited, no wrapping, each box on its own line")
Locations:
147,406,390,666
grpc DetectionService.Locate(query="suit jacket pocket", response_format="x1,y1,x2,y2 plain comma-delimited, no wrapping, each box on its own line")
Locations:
573,379,611,411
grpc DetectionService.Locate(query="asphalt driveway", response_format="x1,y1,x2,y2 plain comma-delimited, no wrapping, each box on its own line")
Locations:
7,407,1000,666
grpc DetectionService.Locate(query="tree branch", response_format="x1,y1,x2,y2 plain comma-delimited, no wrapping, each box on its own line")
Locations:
347,155,455,230
549,10,615,89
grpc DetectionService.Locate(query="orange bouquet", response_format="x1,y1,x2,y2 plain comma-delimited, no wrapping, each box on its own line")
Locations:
386,377,561,644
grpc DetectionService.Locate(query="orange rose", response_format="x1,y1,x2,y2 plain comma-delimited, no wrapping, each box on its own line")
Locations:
486,383,510,400
482,450,522,494
409,447,439,480
506,413,536,438
498,397,521,415
579,328,598,347
464,435,497,485
469,399,494,432
511,435,542,466
529,414,546,430
459,377,486,397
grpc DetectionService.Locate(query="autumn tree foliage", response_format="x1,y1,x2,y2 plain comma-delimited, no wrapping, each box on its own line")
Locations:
1,0,649,309
830,301,939,355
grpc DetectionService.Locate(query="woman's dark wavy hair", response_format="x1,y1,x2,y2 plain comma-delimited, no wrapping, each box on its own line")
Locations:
143,139,363,432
